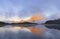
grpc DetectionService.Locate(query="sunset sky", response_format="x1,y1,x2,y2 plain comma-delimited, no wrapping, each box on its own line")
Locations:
0,0,60,39
0,0,60,21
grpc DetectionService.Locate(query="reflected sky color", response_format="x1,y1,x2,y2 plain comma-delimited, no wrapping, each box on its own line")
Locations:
0,25,60,39
0,0,60,39
0,26,44,36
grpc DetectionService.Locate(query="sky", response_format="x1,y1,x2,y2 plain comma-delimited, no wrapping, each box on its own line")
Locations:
0,0,60,39
0,0,60,21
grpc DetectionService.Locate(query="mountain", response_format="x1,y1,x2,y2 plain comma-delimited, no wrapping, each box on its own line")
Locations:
45,19,60,30
45,19,60,24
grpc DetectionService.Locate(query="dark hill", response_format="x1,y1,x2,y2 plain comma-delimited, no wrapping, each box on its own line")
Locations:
45,19,60,30
45,19,60,24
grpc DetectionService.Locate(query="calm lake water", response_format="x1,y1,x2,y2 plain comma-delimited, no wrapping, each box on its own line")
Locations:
0,25,60,39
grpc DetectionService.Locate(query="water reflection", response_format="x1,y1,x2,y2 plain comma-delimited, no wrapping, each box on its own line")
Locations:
0,25,60,39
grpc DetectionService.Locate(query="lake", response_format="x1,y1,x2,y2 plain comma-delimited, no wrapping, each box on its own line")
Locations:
0,25,60,39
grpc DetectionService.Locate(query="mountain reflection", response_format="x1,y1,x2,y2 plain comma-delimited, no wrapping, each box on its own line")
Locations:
0,25,60,39
0,25,44,39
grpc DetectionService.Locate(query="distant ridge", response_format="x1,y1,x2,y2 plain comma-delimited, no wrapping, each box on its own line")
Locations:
45,19,60,24
0,21,38,27
45,19,60,30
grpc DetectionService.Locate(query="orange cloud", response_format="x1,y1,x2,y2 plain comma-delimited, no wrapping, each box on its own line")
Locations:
30,13,45,21
4,13,45,23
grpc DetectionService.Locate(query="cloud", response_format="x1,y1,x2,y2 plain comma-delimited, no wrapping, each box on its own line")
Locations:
0,0,60,21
